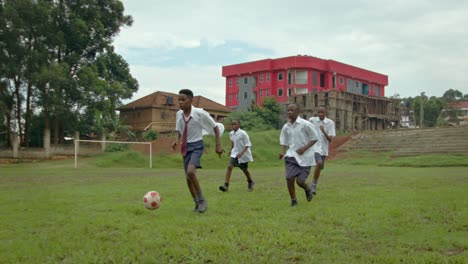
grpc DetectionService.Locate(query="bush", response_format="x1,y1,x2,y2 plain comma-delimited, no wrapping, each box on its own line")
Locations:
143,130,158,141
105,143,130,152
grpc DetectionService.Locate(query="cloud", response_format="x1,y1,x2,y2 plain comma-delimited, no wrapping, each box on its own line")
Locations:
116,0,468,102
124,64,226,105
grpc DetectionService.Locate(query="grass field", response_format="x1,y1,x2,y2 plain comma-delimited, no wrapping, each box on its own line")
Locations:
1,155,467,263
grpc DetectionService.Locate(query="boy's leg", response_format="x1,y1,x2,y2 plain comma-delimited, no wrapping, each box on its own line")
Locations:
287,177,297,206
296,172,313,202
244,170,254,192
311,153,324,194
187,164,207,213
241,163,254,192
219,163,233,192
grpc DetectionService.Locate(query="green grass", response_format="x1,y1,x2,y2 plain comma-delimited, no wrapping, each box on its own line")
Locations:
1,159,467,263
336,150,468,167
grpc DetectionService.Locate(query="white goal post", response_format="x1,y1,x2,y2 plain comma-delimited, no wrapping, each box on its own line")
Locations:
74,139,152,169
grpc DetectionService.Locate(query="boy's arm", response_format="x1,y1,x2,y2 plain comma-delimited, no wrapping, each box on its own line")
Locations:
213,125,224,157
279,145,287,159
171,132,182,150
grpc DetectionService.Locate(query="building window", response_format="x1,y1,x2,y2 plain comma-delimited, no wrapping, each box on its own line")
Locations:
236,78,240,85
266,89,269,96
278,88,284,97
244,77,248,84
228,94,232,101
312,72,318,86
355,81,359,88
266,73,270,82
260,74,263,83
228,79,232,87
244,92,248,99
295,70,308,84
260,90,264,97
339,77,344,85
288,88,293,96
278,72,284,81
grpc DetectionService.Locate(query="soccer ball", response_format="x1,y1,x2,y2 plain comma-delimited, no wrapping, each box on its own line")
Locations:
143,191,162,210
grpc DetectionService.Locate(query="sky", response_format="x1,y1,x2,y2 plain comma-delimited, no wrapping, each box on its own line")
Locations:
114,0,468,105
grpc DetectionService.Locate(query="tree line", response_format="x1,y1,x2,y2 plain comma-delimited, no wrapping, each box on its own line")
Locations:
0,0,137,147
399,89,468,127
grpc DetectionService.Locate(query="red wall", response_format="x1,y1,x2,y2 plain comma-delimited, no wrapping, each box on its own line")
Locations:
223,56,388,108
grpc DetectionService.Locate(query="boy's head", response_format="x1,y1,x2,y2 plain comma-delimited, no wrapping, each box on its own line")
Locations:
231,119,240,131
317,106,327,120
287,103,299,121
178,89,193,111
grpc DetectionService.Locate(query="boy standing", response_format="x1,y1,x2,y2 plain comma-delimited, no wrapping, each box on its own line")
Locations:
309,106,336,195
279,103,318,206
172,89,224,213
219,119,254,192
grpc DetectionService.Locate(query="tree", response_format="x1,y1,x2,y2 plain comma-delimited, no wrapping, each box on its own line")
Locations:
0,0,137,147
252,97,282,129
442,89,463,102
413,95,444,127
225,111,270,131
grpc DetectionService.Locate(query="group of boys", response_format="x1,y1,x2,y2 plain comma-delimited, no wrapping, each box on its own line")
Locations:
172,89,335,213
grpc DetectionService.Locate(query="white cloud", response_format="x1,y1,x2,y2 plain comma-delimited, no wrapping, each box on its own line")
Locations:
125,64,225,105
116,0,468,101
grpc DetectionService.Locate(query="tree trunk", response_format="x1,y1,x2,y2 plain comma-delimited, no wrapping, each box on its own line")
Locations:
14,77,23,145
54,114,59,145
44,110,50,158
24,82,33,147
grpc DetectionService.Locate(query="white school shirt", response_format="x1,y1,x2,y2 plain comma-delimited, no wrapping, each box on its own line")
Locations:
309,116,336,156
279,117,318,166
175,106,217,143
229,128,253,163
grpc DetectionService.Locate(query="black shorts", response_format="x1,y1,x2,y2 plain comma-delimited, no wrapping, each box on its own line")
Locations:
230,157,249,171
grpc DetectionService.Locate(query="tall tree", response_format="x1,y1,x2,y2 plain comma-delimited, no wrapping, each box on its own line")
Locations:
0,0,137,146
413,95,444,127
442,89,463,102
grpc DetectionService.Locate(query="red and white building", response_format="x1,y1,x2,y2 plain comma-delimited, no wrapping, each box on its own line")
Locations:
222,55,388,110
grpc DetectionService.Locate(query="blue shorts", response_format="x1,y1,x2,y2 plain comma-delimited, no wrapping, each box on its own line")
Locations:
284,157,311,181
314,152,326,169
183,140,204,172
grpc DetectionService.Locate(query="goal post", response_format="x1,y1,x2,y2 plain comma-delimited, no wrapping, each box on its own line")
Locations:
74,139,152,169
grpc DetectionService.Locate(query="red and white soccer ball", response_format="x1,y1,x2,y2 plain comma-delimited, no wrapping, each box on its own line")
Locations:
143,191,162,210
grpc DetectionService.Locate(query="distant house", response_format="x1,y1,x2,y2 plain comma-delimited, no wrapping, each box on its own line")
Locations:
441,101,468,126
118,91,232,135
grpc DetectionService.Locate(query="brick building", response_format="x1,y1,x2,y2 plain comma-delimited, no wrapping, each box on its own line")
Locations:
118,91,232,135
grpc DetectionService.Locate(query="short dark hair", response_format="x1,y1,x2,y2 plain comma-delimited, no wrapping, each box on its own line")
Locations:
179,89,194,99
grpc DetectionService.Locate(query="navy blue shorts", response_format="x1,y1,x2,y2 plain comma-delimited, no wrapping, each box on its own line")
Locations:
314,152,326,169
284,157,311,181
183,140,204,172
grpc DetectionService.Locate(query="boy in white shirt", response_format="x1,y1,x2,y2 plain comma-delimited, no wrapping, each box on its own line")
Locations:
309,106,336,195
279,103,318,206
219,119,254,192
171,89,224,213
